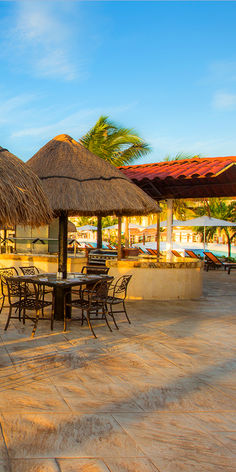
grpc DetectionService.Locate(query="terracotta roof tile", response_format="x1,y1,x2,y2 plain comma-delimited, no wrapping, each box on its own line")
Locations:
120,156,236,182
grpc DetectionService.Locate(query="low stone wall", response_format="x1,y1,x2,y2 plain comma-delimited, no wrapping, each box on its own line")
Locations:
0,254,87,274
0,254,203,300
106,258,203,300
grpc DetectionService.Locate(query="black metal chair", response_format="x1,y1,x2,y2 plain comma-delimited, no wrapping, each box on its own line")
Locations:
0,267,19,315
19,265,53,316
19,265,40,276
106,275,132,328
4,279,54,337
81,266,110,275
72,265,110,298
64,278,113,338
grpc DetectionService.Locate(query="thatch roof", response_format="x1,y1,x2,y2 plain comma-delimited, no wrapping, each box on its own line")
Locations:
0,147,52,227
27,134,160,217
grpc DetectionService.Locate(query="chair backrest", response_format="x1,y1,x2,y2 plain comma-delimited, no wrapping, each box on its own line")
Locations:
204,252,222,265
172,250,181,257
5,278,22,305
82,265,110,275
185,250,199,259
88,278,113,306
0,267,19,295
19,266,40,276
113,275,132,299
146,248,156,255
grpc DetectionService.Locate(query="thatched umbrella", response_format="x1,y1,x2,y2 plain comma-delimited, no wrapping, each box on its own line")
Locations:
27,134,160,277
0,147,52,227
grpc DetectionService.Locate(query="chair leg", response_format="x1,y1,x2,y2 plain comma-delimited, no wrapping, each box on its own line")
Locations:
103,306,112,332
109,304,119,330
0,295,5,314
81,309,84,325
4,306,12,331
123,300,131,324
31,309,40,338
86,310,97,338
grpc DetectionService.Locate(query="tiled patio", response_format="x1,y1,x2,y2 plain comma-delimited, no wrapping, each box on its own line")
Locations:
0,271,235,471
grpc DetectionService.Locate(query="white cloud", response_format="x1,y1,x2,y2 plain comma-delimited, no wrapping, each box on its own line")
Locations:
212,91,236,110
0,94,36,124
8,1,77,80
11,102,137,139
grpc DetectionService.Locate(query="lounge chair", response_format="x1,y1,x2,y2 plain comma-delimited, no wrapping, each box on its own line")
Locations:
171,250,182,257
204,251,236,274
146,248,157,255
185,250,201,259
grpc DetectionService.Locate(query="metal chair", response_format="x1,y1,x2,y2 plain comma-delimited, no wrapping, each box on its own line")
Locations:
19,265,53,316
0,267,19,315
106,275,132,328
81,265,110,275
64,278,113,338
4,279,54,337
19,265,40,276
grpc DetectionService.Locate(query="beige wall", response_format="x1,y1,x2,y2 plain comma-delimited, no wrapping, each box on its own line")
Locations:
0,254,87,275
108,265,203,300
0,254,202,300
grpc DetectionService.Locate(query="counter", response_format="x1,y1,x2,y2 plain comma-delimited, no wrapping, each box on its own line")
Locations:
106,257,203,300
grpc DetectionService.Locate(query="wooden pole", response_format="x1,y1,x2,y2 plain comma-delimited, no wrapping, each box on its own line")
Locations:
124,217,129,248
58,210,68,278
117,216,122,260
97,216,102,248
166,199,173,259
156,212,160,261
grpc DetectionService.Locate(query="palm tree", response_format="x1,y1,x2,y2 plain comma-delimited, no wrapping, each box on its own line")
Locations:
194,199,236,258
80,115,151,247
163,153,201,221
80,115,151,166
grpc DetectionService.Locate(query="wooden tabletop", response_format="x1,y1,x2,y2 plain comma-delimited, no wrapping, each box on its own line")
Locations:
9,272,111,288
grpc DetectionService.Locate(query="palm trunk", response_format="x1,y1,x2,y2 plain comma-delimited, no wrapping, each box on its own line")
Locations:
227,235,231,259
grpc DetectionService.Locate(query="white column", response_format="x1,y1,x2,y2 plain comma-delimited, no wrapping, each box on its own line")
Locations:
166,199,173,259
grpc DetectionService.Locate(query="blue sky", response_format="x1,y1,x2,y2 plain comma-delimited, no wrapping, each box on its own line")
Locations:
1,1,236,163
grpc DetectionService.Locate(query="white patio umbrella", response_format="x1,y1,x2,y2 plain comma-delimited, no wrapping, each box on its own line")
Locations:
146,220,181,229
76,225,97,231
104,223,145,231
173,216,236,252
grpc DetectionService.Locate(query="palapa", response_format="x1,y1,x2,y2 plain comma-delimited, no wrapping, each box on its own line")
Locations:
27,134,160,216
0,147,52,227
27,134,160,282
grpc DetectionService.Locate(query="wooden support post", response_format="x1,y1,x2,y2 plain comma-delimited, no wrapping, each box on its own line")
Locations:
166,199,173,260
124,217,129,248
58,211,68,279
97,216,102,249
117,216,122,260
156,212,160,261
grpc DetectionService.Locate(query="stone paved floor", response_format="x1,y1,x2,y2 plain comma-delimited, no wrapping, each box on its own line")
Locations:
0,271,235,471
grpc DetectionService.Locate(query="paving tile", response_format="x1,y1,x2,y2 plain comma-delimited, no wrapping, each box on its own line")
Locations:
113,412,235,465
1,413,143,459
151,457,235,471
58,458,110,471
189,412,236,432
104,458,159,471
0,380,70,413
10,458,59,472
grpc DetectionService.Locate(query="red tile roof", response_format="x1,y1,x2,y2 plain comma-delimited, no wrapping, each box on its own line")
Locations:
119,156,236,181
119,157,236,199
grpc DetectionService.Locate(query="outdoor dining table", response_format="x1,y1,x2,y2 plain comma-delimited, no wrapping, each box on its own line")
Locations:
9,272,111,320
